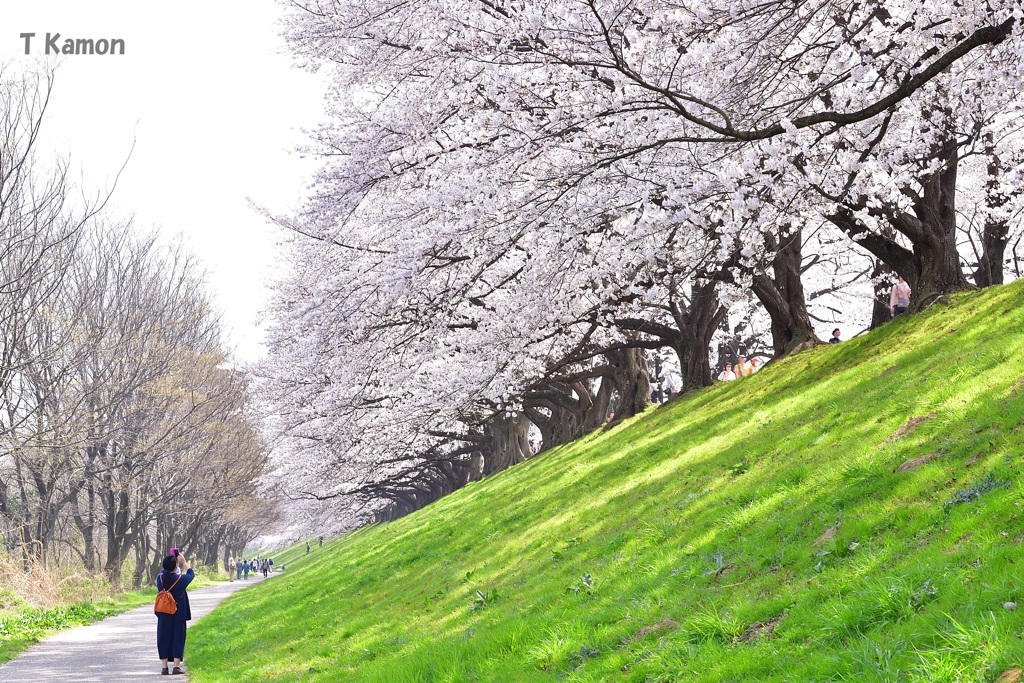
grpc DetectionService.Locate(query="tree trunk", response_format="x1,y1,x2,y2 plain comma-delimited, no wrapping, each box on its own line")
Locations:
974,133,1008,287
829,137,970,312
750,226,820,357
869,258,894,329
581,373,615,433
481,412,532,475
131,534,148,588
69,446,99,571
523,381,590,450
672,281,729,390
602,348,650,419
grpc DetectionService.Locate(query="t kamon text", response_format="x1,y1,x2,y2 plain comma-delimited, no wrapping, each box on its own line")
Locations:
21,33,125,55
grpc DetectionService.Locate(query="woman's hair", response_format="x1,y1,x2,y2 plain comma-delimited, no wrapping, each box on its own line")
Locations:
162,555,178,572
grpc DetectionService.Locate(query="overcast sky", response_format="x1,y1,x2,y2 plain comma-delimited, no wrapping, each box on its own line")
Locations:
0,1,325,363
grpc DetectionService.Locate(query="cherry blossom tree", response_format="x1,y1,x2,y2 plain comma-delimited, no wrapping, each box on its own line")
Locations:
262,0,1024,522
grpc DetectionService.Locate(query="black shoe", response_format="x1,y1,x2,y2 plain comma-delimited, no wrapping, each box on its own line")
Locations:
172,667,184,675
161,668,169,675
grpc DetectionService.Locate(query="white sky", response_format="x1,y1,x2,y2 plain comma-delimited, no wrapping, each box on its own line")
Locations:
0,1,325,363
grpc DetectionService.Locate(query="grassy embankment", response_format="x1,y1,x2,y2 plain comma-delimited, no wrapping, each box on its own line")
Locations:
193,282,1024,682
0,564,226,664
253,539,316,570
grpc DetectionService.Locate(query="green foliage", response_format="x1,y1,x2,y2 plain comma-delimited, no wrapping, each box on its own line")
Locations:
468,588,498,611
0,566,226,664
0,604,95,637
0,590,157,663
188,283,1024,682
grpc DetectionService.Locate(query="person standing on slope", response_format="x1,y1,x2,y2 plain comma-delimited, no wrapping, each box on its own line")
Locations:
155,552,194,675
890,276,911,318
663,371,683,400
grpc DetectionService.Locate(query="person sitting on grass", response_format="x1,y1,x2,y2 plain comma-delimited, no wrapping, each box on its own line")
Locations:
829,328,841,343
717,363,736,381
735,355,752,377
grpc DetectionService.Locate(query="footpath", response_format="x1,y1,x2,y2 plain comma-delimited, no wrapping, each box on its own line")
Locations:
0,572,273,682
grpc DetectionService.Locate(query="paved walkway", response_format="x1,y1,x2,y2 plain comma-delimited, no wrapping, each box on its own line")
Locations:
0,573,273,682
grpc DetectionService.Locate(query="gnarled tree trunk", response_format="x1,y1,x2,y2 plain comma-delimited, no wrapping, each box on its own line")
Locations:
601,348,651,420
750,226,821,357
481,412,532,475
974,132,1009,288
869,258,895,329
829,137,970,312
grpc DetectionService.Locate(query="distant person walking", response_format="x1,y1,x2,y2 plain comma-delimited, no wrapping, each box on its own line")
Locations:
717,364,736,381
235,560,243,581
829,328,841,344
243,560,250,580
306,541,311,554
228,557,236,582
318,535,324,547
890,276,911,318
155,552,194,675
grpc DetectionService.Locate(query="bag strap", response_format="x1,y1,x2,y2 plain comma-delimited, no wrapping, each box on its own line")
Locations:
159,573,182,592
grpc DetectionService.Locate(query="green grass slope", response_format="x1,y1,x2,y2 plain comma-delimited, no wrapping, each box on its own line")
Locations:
192,284,1024,682
262,538,320,569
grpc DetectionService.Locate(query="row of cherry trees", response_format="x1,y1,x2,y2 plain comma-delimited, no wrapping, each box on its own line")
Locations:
0,70,272,585
259,1,1024,527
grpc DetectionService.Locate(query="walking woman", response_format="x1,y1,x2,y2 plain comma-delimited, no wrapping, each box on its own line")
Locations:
155,552,194,675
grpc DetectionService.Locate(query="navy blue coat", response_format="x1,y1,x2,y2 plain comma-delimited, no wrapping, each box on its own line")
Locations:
155,568,194,621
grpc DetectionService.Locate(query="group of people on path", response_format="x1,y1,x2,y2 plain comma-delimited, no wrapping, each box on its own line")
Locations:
229,556,273,581
229,557,272,581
